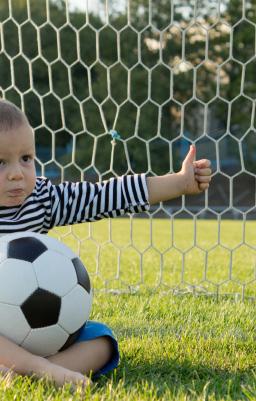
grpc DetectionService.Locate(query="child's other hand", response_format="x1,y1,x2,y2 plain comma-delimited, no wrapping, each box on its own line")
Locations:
0,365,10,374
44,362,91,389
0,360,91,390
180,145,212,195
34,358,92,389
0,365,17,386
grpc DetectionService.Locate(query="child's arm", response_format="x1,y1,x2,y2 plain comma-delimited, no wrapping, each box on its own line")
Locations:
147,145,211,204
0,335,88,387
43,145,210,228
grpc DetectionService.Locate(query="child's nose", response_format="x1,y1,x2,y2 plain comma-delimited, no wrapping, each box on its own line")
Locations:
8,164,24,181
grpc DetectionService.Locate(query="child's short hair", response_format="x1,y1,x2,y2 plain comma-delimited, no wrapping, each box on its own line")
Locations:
0,99,29,132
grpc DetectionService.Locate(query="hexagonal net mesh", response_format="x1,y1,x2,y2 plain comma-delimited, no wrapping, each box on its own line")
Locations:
0,0,255,299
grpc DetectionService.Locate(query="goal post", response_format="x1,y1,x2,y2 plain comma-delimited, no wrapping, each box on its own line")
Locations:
0,0,255,299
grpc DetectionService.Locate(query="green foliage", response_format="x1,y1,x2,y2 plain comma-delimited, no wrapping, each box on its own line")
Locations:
0,0,255,177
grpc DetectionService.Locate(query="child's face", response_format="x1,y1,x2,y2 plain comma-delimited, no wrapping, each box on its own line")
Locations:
0,123,36,207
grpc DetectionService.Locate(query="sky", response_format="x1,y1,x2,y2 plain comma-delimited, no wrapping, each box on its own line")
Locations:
67,0,125,14
68,0,100,12
65,0,226,21
65,0,227,24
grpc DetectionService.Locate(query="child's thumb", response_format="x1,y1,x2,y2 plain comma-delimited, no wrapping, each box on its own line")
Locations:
183,144,196,166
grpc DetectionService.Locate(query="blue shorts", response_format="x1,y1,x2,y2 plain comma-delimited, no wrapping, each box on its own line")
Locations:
74,321,119,378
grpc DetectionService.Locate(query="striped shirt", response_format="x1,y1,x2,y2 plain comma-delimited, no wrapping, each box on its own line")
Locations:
0,174,149,235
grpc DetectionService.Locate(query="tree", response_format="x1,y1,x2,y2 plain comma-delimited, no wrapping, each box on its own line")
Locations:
0,0,254,179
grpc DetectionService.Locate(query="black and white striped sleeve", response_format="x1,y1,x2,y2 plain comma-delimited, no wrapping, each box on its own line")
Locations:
48,174,150,228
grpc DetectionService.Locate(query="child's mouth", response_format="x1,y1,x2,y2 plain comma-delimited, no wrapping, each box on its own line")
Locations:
8,189,25,196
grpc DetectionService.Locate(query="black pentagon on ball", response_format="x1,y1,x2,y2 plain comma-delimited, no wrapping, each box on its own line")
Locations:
7,237,47,263
21,288,61,328
72,258,91,293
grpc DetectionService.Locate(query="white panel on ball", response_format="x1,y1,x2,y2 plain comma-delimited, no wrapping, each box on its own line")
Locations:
0,259,38,304
33,250,77,296
58,286,92,333
21,325,69,357
0,240,7,263
37,235,77,259
0,303,30,344
2,232,34,241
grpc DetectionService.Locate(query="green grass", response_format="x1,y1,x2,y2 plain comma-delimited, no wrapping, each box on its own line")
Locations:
0,220,255,400
51,218,256,298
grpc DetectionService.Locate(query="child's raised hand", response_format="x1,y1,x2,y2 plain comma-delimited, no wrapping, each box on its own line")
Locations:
180,145,212,195
147,144,212,204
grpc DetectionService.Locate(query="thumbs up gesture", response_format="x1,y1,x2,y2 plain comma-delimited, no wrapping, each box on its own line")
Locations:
147,145,212,204
180,145,212,195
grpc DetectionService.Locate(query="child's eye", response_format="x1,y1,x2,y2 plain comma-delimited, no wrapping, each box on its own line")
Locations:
0,160,5,167
22,155,33,163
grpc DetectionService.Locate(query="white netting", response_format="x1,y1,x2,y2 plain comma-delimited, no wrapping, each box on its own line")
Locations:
0,0,255,299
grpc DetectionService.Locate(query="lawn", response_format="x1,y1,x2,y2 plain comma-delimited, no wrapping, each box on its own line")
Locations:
52,218,256,298
0,219,255,400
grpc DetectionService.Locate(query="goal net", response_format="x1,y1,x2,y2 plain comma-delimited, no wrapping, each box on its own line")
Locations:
0,0,255,299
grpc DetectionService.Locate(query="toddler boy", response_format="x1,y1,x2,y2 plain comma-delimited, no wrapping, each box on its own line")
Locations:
0,99,211,387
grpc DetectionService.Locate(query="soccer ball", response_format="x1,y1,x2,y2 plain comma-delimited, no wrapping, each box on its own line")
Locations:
0,232,92,357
